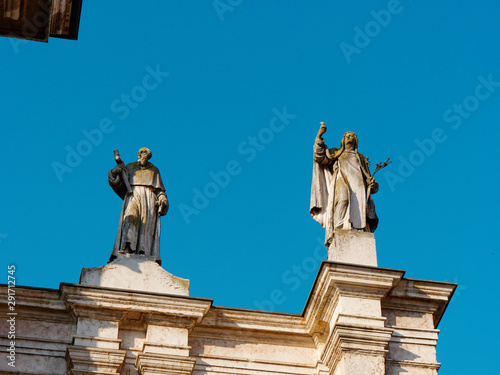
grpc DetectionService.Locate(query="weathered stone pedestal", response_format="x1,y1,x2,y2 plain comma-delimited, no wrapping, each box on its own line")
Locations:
328,230,377,266
63,255,207,375
79,254,189,295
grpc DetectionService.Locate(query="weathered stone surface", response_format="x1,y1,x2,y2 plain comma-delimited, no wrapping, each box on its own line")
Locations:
0,260,455,375
79,254,189,295
328,229,378,266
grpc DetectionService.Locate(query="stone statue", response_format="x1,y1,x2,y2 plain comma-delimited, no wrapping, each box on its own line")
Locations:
108,148,168,265
310,123,379,248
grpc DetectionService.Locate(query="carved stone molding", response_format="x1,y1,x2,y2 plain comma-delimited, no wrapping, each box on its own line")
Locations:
67,345,127,375
136,352,196,375
322,324,393,374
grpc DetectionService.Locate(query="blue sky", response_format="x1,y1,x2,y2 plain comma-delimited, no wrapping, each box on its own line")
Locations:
1,1,499,373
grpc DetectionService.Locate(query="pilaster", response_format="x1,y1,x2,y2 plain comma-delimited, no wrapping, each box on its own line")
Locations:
382,278,456,375
304,261,404,375
60,283,212,375
66,345,127,375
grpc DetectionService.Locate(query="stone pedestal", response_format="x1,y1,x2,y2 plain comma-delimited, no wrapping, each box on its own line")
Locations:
328,230,377,266
79,254,189,295
68,255,205,374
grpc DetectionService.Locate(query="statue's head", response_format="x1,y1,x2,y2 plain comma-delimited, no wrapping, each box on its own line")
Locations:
341,131,358,150
138,147,152,165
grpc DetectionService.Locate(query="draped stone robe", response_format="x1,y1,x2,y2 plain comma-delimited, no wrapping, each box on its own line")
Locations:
108,161,167,264
310,142,378,248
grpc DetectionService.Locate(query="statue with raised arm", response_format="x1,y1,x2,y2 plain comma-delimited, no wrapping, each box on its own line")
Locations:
107,147,168,265
310,123,379,248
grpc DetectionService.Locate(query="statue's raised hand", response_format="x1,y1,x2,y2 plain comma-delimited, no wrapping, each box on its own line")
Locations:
111,164,125,177
366,176,376,191
316,122,327,146
318,122,327,136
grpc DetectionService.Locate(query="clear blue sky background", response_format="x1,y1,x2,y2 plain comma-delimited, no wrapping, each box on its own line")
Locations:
1,1,498,373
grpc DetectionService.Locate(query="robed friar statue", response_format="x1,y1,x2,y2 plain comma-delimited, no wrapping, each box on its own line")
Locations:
310,123,389,249
108,148,168,265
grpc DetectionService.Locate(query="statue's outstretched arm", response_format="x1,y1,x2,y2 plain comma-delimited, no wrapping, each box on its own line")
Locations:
113,150,132,194
314,123,344,163
314,122,330,164
316,122,327,144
